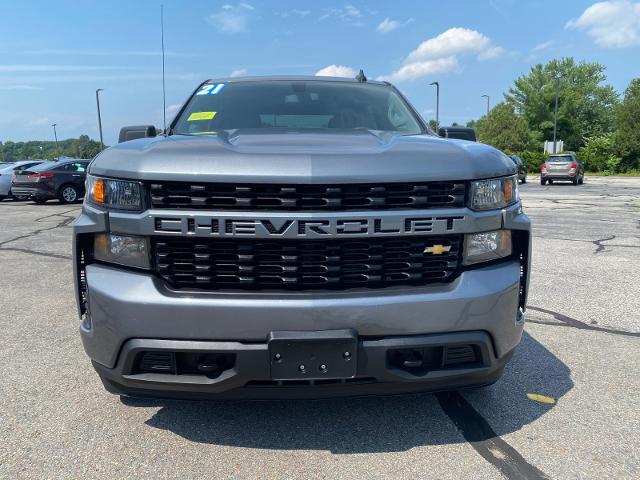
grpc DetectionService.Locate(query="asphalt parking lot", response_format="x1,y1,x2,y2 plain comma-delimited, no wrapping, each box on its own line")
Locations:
0,176,638,479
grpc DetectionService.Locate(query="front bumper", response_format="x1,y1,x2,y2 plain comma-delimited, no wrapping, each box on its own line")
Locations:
75,201,531,399
94,331,513,399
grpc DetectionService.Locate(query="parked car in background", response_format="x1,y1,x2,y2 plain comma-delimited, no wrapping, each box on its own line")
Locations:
0,160,45,201
540,152,584,185
508,155,528,184
11,159,90,204
438,126,477,142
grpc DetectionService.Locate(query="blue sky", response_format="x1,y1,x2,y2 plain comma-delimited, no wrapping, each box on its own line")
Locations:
1,0,639,145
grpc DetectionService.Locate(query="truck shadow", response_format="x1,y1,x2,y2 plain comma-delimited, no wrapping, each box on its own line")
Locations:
129,331,572,454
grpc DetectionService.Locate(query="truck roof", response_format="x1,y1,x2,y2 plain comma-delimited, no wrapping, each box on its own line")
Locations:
202,75,389,86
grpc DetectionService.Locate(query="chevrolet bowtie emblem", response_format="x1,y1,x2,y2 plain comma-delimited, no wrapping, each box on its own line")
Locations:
424,244,451,255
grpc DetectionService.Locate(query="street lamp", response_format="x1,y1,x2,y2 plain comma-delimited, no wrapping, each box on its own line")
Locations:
481,94,490,117
51,124,59,155
552,75,562,154
96,88,105,150
429,81,440,131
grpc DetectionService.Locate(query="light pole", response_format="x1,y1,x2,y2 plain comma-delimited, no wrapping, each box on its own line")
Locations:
429,81,440,131
51,124,59,156
481,94,490,117
96,88,105,150
552,75,561,154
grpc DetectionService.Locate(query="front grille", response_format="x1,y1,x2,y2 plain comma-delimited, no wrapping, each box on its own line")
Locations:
150,181,466,211
153,235,463,291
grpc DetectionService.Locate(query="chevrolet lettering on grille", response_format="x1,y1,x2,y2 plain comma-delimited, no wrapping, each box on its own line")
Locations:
153,215,466,238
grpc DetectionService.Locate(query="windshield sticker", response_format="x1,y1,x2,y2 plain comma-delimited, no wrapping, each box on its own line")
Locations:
195,83,225,96
187,111,217,121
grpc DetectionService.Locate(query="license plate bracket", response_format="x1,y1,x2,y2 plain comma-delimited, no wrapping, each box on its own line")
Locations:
268,329,357,380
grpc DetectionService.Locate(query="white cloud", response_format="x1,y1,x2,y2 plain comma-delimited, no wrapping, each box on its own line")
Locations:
531,40,555,52
406,27,502,62
0,84,43,90
379,27,503,82
230,68,248,77
377,18,401,33
478,45,506,61
319,4,365,25
376,17,414,33
377,57,460,82
206,3,255,33
566,1,640,48
315,64,356,77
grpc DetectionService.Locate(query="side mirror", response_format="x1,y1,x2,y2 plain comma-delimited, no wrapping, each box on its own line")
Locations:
437,127,477,142
118,125,157,143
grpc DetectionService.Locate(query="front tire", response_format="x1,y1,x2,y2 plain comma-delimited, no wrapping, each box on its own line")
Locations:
540,178,546,185
521,176,527,184
58,184,79,204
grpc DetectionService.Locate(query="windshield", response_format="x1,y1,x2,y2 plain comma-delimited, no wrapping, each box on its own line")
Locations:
547,155,573,162
27,161,58,172
172,80,424,136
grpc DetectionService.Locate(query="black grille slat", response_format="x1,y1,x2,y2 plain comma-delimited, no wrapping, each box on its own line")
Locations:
150,181,466,211
153,236,462,291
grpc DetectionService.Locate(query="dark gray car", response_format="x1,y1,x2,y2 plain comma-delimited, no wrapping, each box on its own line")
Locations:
12,159,90,204
73,76,531,400
540,152,584,185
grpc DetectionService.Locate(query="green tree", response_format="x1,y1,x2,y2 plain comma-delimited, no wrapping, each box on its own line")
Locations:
474,103,529,152
577,133,621,172
615,78,640,171
505,57,619,151
0,136,103,162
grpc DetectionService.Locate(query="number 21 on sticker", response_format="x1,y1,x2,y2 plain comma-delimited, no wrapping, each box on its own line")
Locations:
196,83,225,95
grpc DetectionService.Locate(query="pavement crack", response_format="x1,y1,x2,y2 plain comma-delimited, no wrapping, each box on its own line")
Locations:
33,209,78,223
592,234,615,254
527,306,640,338
0,214,75,248
436,391,551,480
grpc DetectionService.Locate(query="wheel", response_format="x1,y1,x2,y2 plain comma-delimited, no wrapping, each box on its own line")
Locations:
58,184,79,204
572,176,579,185
540,178,546,185
579,176,584,185
0,195,6,202
548,179,553,184
521,176,527,184
33,198,48,204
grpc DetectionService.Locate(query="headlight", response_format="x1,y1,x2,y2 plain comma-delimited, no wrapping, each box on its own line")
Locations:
94,233,150,269
463,230,512,265
86,175,143,210
469,175,518,211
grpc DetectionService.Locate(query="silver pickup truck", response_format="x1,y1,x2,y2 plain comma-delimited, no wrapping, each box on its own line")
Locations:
73,75,531,399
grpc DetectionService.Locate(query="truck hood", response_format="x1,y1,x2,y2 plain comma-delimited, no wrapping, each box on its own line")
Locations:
90,130,516,183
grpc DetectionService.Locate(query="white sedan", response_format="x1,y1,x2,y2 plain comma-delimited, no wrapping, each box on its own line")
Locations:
0,160,45,201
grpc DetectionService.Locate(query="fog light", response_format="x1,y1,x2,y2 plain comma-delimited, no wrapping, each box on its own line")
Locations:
463,230,512,265
94,233,150,269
